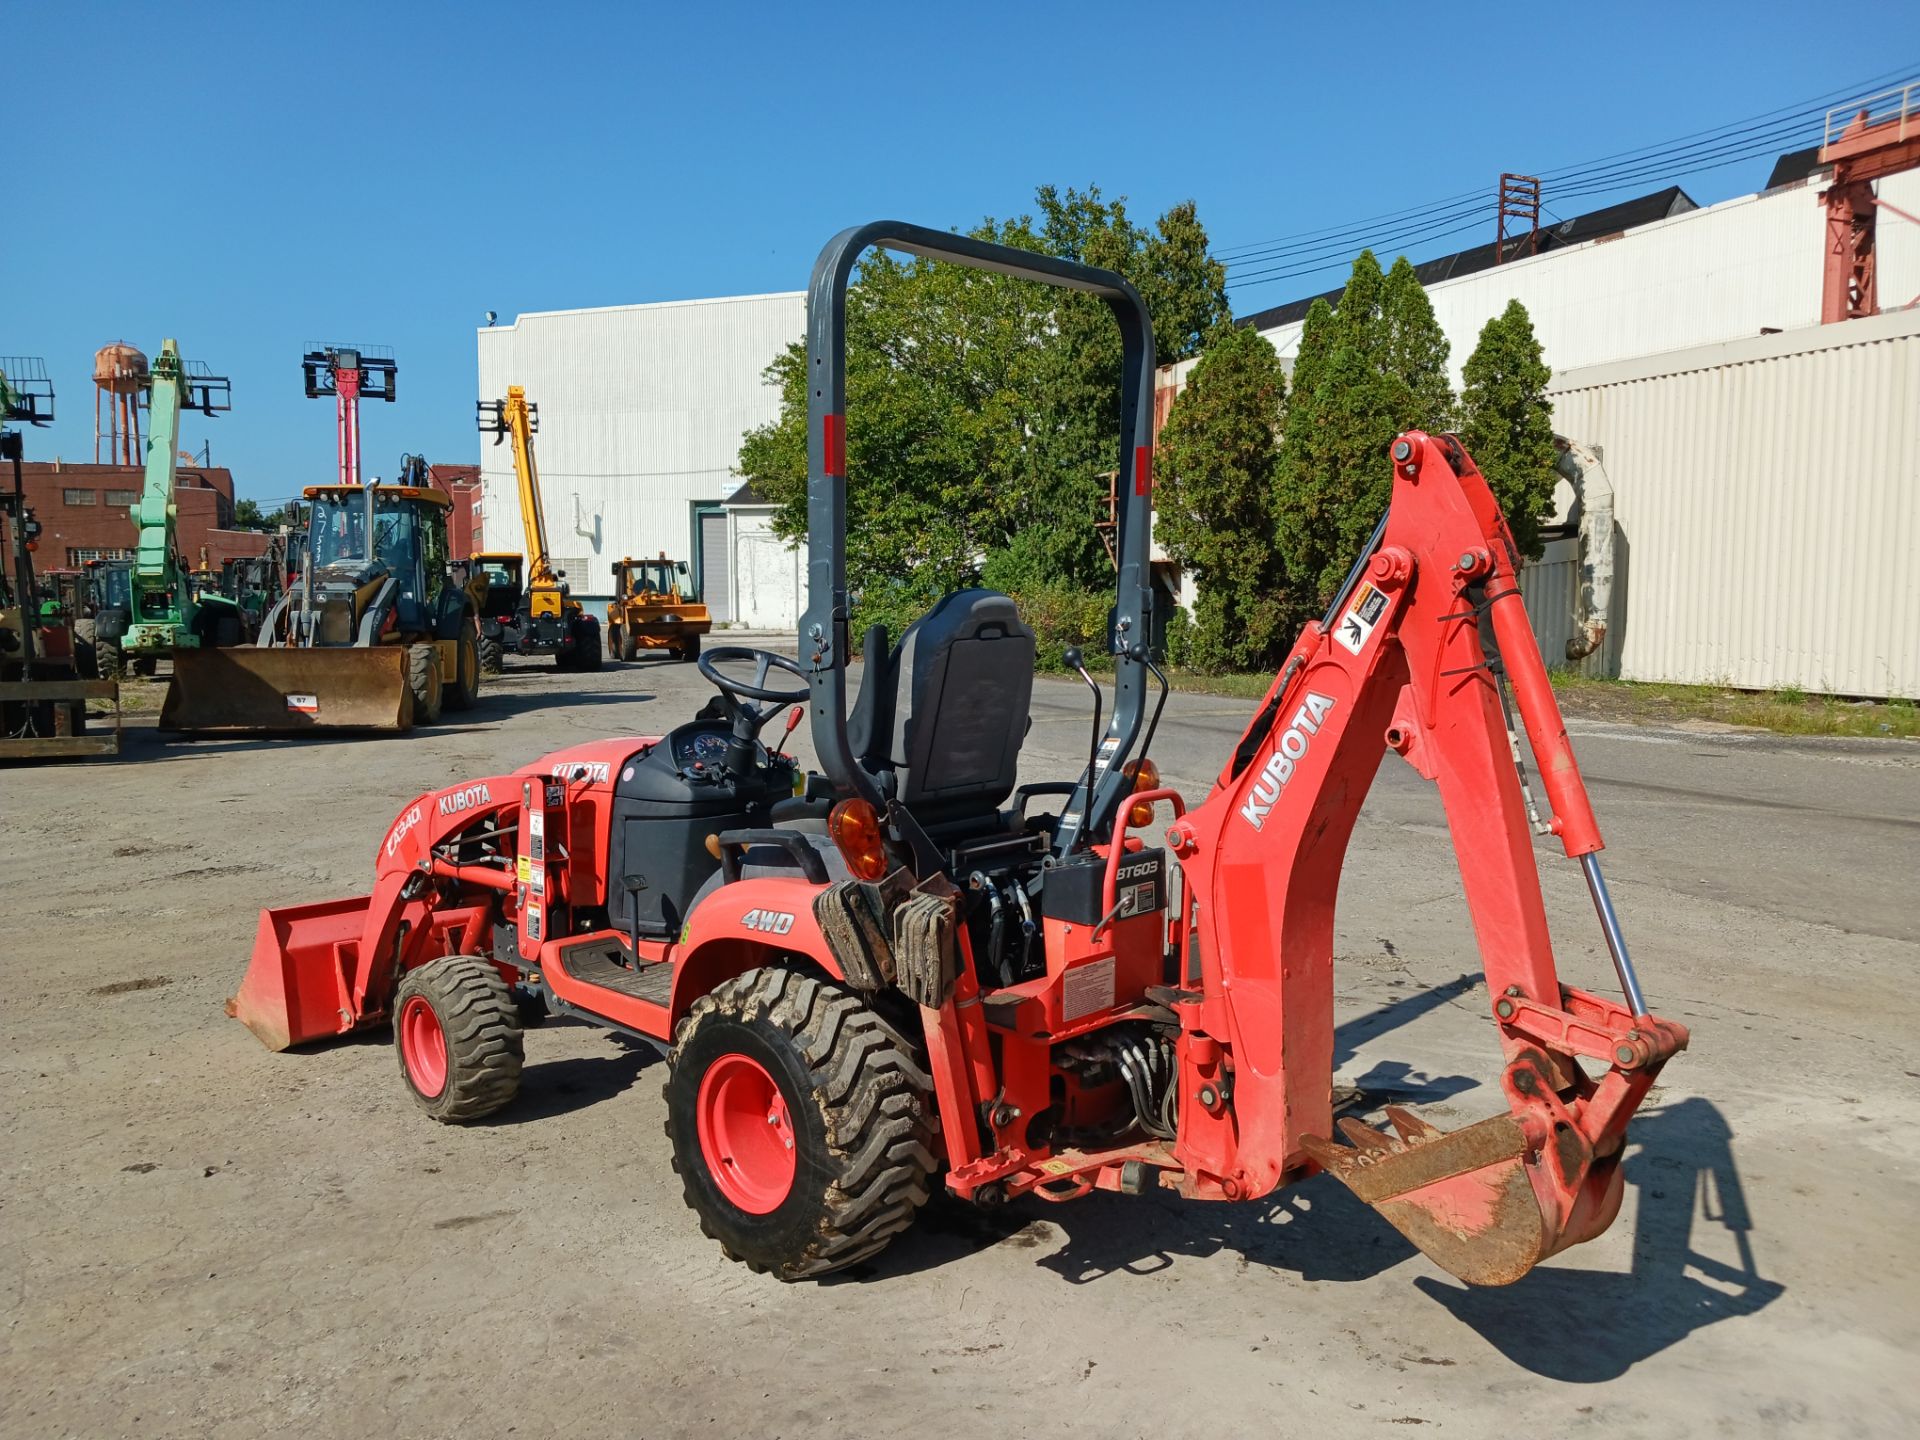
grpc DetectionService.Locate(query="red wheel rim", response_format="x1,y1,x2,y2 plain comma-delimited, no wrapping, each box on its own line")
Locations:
695,1052,796,1214
400,995,448,1098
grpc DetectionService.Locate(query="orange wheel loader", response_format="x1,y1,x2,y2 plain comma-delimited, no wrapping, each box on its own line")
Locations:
230,222,1686,1286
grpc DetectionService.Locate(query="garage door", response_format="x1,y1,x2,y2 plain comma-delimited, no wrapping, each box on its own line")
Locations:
699,511,732,623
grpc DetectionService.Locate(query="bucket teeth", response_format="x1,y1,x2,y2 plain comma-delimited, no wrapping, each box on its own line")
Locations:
1383,1104,1443,1144
1336,1116,1396,1151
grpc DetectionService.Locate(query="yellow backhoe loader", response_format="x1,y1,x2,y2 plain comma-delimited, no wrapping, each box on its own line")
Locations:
606,553,710,662
162,481,482,732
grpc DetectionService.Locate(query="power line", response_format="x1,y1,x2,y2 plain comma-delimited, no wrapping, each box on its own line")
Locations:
1217,62,1918,293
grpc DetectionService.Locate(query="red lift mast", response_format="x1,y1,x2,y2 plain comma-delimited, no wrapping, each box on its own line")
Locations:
1819,84,1920,324
301,344,397,484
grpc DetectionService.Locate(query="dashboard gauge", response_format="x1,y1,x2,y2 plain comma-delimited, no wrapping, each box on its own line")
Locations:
686,730,732,768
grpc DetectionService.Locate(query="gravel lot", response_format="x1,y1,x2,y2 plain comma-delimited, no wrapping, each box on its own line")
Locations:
3,650,1915,1438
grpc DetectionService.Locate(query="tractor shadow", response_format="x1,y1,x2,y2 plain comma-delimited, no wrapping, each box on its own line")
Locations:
486,1028,663,1125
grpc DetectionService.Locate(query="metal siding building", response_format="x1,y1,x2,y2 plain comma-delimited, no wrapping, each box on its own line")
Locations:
474,292,805,616
1255,172,1920,383
1519,306,1920,697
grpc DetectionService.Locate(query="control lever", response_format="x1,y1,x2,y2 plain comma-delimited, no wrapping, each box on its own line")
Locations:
778,704,804,758
621,873,647,962
1063,647,1104,837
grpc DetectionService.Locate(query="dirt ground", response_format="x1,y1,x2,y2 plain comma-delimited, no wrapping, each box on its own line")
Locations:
3,652,1916,1438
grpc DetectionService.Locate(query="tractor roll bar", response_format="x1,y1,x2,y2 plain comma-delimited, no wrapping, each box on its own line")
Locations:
801,222,1158,851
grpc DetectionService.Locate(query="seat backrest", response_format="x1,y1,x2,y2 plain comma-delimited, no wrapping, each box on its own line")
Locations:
847,589,1034,822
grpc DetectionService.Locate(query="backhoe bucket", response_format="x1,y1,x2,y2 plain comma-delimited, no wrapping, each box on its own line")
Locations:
1301,1106,1621,1287
228,896,374,1051
162,645,412,733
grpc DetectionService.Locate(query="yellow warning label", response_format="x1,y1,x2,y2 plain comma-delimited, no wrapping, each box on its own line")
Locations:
516,855,532,885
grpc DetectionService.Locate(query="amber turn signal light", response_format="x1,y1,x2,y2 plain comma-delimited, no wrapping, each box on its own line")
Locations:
828,797,889,881
1123,757,1161,827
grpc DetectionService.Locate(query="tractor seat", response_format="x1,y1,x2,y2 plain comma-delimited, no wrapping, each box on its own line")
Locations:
846,588,1035,828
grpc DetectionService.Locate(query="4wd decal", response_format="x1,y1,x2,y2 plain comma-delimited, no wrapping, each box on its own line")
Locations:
1238,693,1337,831
552,760,610,785
436,782,493,818
741,909,796,935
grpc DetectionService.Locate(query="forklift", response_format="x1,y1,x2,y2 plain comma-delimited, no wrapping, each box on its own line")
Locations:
470,387,602,674
1,358,119,759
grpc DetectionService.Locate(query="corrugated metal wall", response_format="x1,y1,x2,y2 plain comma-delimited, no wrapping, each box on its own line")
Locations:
1539,307,1920,697
475,292,805,605
1256,172,1920,384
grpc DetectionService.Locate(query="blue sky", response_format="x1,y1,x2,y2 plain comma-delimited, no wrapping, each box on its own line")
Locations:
10,2,1918,501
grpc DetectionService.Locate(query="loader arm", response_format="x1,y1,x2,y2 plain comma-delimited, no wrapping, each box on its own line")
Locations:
1166,431,1686,1285
132,341,189,592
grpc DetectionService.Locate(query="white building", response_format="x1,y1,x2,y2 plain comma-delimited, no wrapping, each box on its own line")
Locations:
475,291,806,627
1249,171,1920,382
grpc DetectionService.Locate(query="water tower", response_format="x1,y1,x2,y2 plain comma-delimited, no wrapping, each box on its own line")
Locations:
94,341,150,465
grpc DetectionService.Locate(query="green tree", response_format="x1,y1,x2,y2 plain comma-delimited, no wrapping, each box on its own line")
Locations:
1275,250,1456,614
232,497,266,529
736,185,1230,635
1155,324,1291,671
1460,299,1558,556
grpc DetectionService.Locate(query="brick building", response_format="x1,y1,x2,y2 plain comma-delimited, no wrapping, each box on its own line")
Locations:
428,463,483,558
14,461,272,570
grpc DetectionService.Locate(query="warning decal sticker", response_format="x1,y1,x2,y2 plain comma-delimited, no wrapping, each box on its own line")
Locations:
1335,582,1390,655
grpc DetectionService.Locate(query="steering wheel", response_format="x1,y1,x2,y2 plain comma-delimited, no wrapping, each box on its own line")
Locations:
697,646,811,733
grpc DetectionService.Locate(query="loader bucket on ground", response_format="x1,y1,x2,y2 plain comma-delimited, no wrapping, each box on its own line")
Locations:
162,645,412,733
1301,1107,1614,1287
228,896,374,1051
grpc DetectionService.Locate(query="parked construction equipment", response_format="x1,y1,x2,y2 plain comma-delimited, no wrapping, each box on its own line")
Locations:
2,359,119,759
607,553,709,662
233,223,1686,1289
470,387,602,674
162,481,482,732
113,341,247,676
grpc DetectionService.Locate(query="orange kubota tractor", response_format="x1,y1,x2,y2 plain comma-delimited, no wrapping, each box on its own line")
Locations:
231,224,1686,1287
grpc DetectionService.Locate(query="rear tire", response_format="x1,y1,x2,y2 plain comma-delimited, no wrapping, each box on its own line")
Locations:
96,638,123,681
679,634,701,662
444,617,481,711
620,625,638,663
478,631,504,677
394,957,524,1122
574,618,603,673
74,620,99,680
665,968,934,1280
406,643,444,725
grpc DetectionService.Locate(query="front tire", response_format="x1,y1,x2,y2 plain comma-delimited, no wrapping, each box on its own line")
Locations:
665,969,934,1280
96,637,123,681
406,643,444,725
394,957,524,1122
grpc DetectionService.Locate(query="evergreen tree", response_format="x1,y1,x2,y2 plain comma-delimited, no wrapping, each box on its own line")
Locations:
1155,323,1291,671
1275,250,1457,614
1460,299,1558,557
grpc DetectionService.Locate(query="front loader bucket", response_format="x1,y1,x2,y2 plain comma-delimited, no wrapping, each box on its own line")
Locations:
162,645,412,733
228,896,374,1051
1301,1106,1622,1287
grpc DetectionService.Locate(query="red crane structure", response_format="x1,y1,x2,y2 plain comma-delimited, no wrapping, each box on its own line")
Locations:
1820,83,1920,324
301,344,397,485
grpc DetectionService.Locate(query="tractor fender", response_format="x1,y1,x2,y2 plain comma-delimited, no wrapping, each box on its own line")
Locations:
669,873,844,1028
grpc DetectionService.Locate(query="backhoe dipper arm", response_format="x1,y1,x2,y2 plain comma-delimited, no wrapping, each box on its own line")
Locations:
1165,431,1687,1286
800,222,1156,848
